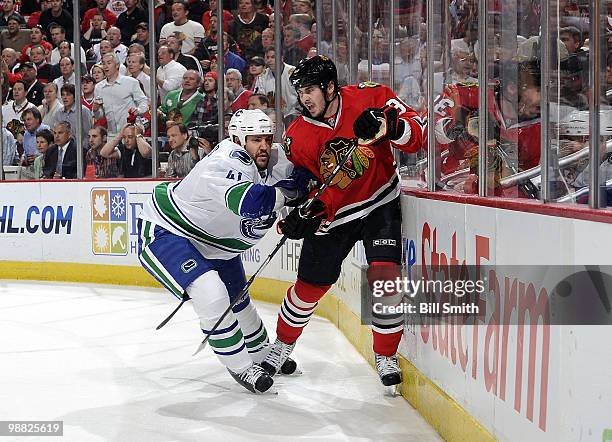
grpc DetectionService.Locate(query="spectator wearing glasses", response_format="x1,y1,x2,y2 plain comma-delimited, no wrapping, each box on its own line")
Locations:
225,68,252,112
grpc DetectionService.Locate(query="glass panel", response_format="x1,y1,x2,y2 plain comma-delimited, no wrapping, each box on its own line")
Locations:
426,0,479,192
395,0,427,187
356,1,371,82
371,1,391,87
334,0,350,86
482,0,540,198
319,0,334,59
543,0,608,205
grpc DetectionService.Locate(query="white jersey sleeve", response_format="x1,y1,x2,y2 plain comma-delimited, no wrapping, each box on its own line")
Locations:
138,139,287,260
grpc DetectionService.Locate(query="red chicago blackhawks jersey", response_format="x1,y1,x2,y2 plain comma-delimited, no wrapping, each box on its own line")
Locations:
283,82,425,230
434,82,541,177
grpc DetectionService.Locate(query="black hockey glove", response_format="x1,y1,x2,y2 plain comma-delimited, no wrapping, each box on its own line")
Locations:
278,199,326,240
353,105,404,145
273,167,319,207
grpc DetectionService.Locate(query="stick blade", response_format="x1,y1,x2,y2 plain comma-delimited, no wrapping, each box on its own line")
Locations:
192,338,209,356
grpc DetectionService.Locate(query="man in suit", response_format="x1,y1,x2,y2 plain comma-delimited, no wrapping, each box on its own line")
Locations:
42,121,86,179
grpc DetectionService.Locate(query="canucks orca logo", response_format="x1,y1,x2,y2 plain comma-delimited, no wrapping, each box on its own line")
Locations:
240,214,277,239
230,149,253,165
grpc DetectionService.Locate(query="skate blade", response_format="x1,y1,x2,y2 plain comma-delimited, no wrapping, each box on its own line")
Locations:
279,368,303,377
383,384,401,397
259,387,279,395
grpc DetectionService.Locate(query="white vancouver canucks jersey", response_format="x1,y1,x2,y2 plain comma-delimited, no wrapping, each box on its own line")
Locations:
140,139,293,260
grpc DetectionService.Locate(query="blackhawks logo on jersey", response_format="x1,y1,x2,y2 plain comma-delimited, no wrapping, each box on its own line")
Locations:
320,137,375,189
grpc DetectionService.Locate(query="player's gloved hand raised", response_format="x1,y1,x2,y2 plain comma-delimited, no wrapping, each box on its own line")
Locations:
274,167,319,207
353,105,404,145
278,199,326,240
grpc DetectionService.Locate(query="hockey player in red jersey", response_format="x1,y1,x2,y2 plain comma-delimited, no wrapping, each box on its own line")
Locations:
434,61,542,197
261,55,425,387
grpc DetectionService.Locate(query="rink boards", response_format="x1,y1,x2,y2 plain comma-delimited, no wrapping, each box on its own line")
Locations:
0,180,611,442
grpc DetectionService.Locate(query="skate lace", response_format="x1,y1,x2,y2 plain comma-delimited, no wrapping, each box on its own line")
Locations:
376,355,400,377
240,365,266,385
267,340,295,369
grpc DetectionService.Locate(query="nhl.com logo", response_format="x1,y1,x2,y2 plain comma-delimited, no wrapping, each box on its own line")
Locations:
91,188,128,256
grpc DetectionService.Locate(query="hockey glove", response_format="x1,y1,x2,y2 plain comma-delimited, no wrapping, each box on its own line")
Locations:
353,105,404,145
273,167,319,207
278,199,326,240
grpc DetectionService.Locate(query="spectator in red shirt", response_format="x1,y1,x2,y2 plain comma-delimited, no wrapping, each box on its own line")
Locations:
289,13,314,54
82,0,118,33
27,0,49,28
253,0,273,15
225,68,252,112
202,0,233,33
20,26,54,63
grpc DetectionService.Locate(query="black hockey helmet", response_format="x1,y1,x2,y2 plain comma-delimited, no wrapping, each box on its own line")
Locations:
290,55,338,91
290,55,339,119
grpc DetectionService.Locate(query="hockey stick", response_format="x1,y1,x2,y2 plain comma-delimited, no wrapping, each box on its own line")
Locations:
156,293,191,330
192,134,371,356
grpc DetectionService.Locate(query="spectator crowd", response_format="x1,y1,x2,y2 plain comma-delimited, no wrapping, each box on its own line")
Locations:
1,0,317,179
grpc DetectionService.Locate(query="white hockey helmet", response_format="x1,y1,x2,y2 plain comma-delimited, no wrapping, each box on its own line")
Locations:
558,110,612,136
228,109,274,146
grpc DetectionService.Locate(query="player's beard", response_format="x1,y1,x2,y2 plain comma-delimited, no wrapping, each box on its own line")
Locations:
255,153,269,170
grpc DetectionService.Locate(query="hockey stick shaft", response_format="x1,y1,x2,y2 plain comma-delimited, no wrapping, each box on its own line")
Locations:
156,295,191,330
192,138,362,356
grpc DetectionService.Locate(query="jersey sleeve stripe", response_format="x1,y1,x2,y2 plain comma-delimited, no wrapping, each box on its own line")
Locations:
225,182,252,216
152,182,253,253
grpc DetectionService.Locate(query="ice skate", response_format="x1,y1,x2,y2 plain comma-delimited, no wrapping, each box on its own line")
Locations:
228,364,274,394
280,357,301,376
375,353,402,396
261,338,296,376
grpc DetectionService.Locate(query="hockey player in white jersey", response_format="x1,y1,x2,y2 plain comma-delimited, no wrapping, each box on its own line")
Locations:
137,110,313,394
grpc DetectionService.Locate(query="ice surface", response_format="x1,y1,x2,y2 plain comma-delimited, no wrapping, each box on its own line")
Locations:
0,281,441,442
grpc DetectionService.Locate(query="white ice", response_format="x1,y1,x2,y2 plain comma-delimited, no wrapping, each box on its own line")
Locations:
0,281,441,442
